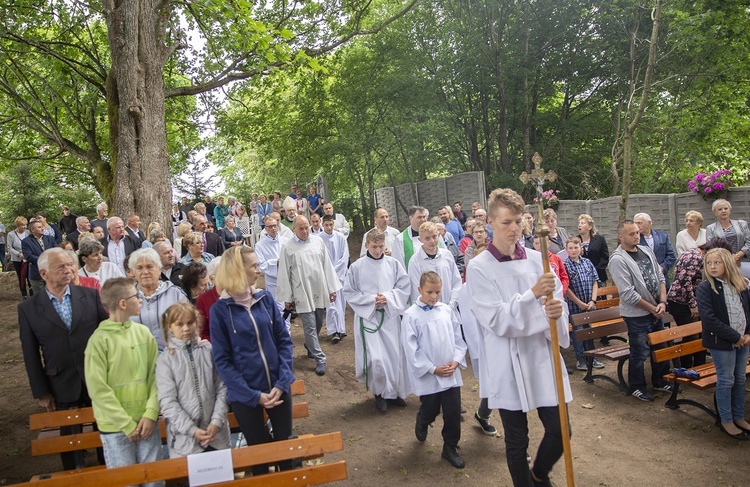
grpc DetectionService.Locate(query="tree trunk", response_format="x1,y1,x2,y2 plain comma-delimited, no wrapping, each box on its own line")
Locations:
105,0,172,233
618,0,662,220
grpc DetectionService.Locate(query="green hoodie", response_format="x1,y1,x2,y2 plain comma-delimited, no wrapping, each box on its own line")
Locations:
84,320,160,435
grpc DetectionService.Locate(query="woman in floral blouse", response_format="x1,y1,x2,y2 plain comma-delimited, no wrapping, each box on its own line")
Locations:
667,237,733,368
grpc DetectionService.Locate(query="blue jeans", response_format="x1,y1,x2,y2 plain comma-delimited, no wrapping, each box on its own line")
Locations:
624,315,670,391
570,324,592,361
100,430,164,487
710,346,750,424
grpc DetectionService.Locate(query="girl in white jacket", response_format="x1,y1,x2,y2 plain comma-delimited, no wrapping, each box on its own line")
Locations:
156,302,231,457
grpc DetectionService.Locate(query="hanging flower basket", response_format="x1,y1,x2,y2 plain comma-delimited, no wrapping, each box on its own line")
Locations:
688,170,733,200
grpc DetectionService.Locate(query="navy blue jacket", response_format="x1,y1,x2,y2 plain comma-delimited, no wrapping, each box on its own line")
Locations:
21,234,58,280
640,230,676,276
210,290,295,407
696,279,750,351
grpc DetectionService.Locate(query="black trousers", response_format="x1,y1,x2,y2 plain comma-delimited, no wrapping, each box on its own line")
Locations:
498,406,570,487
56,382,105,470
667,300,706,368
417,386,461,448
232,392,293,475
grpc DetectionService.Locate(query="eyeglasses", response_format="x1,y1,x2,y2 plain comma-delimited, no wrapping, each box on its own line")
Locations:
122,293,140,301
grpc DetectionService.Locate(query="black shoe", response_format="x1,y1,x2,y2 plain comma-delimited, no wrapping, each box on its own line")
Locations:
441,445,465,469
315,362,326,376
331,333,341,344
532,475,555,487
474,412,498,436
720,424,750,441
653,383,674,393
375,395,387,413
387,397,406,407
415,414,428,442
339,333,347,339
631,388,654,402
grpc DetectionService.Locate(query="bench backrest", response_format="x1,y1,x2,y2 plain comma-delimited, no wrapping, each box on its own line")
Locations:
648,321,704,364
18,433,347,487
570,306,621,327
596,286,620,309
574,319,628,342
31,380,308,457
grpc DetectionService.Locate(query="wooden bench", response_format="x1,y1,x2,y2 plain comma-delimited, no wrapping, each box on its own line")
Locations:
16,432,347,487
648,323,750,424
572,307,631,395
29,380,308,477
595,285,620,309
572,308,675,395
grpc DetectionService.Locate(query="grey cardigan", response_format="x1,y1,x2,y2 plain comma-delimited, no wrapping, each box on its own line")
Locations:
609,245,665,317
155,337,231,457
705,219,750,261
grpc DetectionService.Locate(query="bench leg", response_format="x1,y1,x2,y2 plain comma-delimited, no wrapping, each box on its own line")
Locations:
663,382,719,424
583,357,594,384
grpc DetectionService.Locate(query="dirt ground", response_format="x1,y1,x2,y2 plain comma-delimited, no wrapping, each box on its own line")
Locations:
1,261,749,486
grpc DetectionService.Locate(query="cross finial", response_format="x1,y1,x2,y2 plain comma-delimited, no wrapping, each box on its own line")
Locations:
520,152,557,195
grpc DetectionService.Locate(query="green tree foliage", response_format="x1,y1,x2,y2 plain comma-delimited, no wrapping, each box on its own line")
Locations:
210,0,750,222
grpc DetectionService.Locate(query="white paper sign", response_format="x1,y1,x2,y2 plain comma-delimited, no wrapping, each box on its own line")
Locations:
187,448,234,486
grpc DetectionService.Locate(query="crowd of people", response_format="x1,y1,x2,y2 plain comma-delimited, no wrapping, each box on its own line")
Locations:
16,185,750,484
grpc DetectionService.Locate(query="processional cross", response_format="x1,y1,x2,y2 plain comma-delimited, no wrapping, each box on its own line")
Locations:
519,152,575,487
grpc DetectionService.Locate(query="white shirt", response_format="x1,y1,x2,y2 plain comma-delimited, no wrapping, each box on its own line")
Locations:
359,226,400,257
407,247,462,308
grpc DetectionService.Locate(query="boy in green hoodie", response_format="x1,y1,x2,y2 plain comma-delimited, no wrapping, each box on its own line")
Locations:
85,278,163,485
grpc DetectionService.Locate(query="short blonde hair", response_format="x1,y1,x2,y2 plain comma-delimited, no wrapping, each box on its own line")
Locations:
100,277,137,311
177,222,192,238
183,232,203,247
578,213,598,235
543,208,558,221
418,221,439,235
14,216,27,228
214,246,256,294
419,270,442,288
488,188,525,219
685,210,704,225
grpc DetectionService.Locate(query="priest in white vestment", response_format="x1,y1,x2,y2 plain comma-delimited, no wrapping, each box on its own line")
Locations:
320,215,349,341
465,188,571,487
260,211,294,240
277,215,342,377
359,208,400,257
407,222,462,309
391,205,428,272
254,216,290,331
322,202,350,238
343,229,411,412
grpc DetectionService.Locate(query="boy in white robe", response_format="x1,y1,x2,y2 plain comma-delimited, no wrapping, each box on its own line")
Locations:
320,215,349,342
403,271,467,469
344,230,411,412
277,216,342,377
407,222,462,309
465,188,571,487
254,217,290,331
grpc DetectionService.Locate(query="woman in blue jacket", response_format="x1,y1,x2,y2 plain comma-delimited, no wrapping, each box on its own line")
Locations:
696,248,750,440
210,246,295,474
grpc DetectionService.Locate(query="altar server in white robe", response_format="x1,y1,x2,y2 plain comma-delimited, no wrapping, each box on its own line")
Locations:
277,215,342,377
402,271,467,469
391,205,428,272
360,208,400,257
343,229,411,413
466,188,571,487
320,215,349,342
254,216,290,331
407,221,462,309
322,202,350,239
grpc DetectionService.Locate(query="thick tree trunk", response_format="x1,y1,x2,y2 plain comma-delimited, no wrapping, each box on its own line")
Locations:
104,0,172,234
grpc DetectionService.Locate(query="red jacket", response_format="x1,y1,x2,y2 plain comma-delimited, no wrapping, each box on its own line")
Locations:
196,287,219,341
